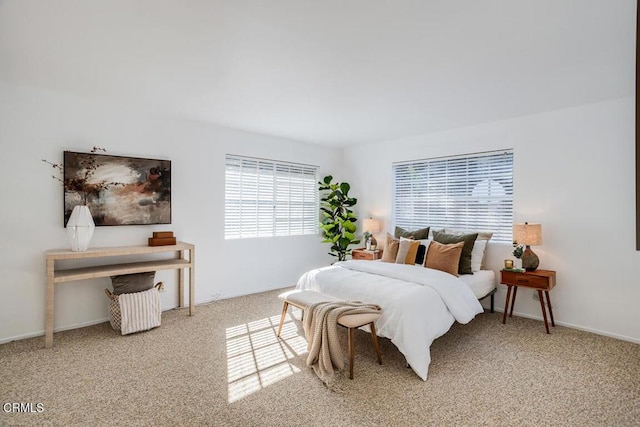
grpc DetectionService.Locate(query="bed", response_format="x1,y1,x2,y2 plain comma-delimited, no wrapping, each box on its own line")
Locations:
295,260,495,381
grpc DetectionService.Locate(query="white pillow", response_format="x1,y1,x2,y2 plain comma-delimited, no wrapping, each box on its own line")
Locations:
470,239,487,272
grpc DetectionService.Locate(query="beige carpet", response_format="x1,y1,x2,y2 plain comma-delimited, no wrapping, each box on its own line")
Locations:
1,288,639,427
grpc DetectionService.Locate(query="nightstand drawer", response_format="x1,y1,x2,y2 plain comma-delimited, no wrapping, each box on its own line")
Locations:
501,271,551,289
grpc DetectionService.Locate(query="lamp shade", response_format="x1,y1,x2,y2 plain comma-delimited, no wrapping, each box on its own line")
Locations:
362,218,380,234
513,222,542,246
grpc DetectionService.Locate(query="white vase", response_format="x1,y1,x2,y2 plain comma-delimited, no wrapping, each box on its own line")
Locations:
514,258,523,270
67,205,95,251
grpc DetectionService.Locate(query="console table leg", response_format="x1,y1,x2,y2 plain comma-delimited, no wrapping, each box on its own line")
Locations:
45,259,54,348
189,246,195,316
178,250,185,308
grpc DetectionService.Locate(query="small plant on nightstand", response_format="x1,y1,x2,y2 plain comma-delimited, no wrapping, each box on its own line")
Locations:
512,242,524,259
363,231,371,249
512,242,524,269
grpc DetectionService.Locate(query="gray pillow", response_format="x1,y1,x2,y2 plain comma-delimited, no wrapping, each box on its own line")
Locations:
111,272,155,295
432,231,478,275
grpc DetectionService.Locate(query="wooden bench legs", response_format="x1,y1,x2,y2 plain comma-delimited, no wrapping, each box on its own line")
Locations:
277,301,289,337
345,321,382,379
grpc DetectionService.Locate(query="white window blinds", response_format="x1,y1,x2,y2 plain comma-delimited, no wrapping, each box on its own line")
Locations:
225,155,319,239
393,150,514,243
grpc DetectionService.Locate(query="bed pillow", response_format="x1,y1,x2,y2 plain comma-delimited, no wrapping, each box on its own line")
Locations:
432,230,478,275
394,226,430,240
414,239,432,266
380,234,400,263
424,241,464,277
396,238,421,265
443,228,493,269
111,272,155,295
470,239,487,272
443,228,493,241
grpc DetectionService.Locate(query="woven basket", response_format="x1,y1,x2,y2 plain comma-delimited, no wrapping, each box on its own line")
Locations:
104,282,163,332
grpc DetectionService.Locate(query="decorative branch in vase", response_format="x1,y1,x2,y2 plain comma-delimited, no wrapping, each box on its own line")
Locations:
42,147,122,251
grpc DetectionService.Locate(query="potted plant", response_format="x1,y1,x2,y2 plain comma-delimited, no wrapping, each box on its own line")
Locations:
512,242,524,269
318,175,360,261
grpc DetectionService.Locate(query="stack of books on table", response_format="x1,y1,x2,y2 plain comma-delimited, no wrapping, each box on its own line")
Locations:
148,231,177,246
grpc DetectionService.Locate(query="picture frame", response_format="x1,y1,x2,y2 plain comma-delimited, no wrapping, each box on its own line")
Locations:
63,151,171,226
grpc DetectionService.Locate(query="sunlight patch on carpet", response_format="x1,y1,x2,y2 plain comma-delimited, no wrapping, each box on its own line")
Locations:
226,309,307,403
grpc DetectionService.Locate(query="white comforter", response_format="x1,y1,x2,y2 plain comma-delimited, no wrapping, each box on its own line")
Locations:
296,260,484,380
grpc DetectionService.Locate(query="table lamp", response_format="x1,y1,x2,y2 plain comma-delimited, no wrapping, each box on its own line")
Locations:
513,222,542,271
363,218,380,250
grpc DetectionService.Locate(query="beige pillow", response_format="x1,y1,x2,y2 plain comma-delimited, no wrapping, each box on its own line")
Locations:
381,234,400,263
396,238,421,265
424,241,465,277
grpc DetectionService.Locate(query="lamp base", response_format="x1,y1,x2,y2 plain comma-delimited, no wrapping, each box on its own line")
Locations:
521,246,539,271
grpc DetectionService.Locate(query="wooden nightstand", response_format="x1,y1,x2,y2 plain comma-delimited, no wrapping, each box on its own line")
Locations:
351,248,382,260
501,269,557,334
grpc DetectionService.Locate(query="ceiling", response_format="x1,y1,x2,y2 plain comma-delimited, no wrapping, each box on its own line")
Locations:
0,0,635,146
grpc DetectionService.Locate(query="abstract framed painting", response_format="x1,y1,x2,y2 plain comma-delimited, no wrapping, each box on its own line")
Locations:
63,151,171,226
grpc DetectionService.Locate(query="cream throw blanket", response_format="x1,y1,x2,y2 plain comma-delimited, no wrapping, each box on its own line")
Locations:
303,301,382,390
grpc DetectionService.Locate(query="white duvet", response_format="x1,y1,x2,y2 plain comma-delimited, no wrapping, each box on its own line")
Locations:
296,260,484,380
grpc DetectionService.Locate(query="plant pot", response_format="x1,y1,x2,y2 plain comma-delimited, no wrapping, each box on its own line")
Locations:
67,205,95,251
514,258,523,270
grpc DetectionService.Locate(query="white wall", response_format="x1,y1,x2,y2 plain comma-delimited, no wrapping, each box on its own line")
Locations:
2,81,639,345
0,82,342,343
344,96,640,343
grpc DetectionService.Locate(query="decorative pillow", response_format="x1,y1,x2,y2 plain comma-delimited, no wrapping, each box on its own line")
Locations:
443,228,493,269
424,241,464,276
414,239,432,266
394,226,430,240
443,228,493,241
111,272,155,295
470,239,487,272
415,244,427,265
432,230,478,275
396,238,421,265
380,234,400,263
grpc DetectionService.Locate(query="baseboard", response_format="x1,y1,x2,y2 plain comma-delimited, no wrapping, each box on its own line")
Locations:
0,317,110,345
493,308,640,345
215,284,291,301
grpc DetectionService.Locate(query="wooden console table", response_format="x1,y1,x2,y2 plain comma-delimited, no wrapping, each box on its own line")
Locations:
45,242,195,348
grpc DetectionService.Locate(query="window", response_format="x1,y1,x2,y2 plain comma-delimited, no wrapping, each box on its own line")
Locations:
393,150,513,243
225,154,319,239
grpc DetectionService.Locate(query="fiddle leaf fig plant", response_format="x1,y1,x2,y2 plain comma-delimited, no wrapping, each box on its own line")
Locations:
319,175,360,261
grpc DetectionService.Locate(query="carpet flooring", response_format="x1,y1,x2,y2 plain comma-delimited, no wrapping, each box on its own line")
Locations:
1,288,639,426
